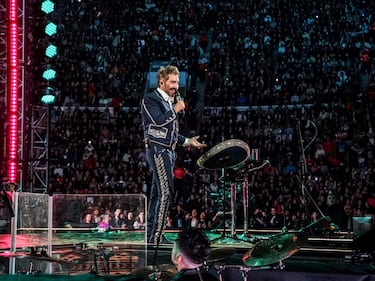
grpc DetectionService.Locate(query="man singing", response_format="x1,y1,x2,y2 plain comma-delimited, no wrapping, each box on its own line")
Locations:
140,65,206,244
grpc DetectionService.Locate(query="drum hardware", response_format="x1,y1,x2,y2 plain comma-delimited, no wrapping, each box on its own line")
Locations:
214,160,270,244
238,160,270,242
128,264,177,281
240,266,251,281
215,266,223,281
226,160,270,180
90,243,113,274
198,139,252,245
214,265,271,281
210,179,251,245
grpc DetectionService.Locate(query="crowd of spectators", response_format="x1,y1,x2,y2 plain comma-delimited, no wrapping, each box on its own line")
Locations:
35,0,375,232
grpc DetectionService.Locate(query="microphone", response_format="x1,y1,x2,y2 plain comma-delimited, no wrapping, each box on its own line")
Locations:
175,91,185,116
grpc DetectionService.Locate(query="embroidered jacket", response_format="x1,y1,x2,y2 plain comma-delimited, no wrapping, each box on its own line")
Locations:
141,89,186,147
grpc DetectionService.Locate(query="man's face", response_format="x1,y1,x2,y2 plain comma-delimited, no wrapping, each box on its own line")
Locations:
160,74,179,97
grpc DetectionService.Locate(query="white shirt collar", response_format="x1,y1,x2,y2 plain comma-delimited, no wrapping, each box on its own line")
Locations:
157,88,174,104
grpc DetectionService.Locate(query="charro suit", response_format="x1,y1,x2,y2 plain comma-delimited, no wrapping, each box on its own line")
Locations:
141,88,187,243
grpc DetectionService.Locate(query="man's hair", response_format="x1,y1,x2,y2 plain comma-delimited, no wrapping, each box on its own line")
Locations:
176,228,211,264
157,65,179,83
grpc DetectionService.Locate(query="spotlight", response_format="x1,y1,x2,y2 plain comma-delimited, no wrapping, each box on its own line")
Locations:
41,0,55,14
41,86,56,105
42,68,56,81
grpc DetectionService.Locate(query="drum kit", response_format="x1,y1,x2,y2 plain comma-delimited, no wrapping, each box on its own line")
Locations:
195,139,318,278
197,139,269,243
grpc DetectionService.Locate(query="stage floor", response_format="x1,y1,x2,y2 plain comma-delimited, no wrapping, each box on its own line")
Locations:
1,249,375,281
0,230,375,280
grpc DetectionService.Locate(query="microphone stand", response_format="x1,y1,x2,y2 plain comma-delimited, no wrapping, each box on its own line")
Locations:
296,176,325,218
297,120,319,223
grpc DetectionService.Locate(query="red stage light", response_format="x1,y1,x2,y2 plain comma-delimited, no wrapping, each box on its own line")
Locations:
7,0,19,183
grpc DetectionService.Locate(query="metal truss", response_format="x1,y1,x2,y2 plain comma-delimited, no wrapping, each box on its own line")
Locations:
29,105,49,193
18,0,28,192
0,0,37,192
0,0,7,178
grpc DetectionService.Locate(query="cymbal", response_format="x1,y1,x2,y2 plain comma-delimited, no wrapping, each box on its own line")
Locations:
0,252,30,258
0,252,72,264
197,139,250,170
207,247,237,262
242,232,307,267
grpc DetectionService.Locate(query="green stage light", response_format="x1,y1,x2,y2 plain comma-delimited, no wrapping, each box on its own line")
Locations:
45,22,57,36
45,44,57,58
41,87,56,105
41,0,55,14
42,68,56,80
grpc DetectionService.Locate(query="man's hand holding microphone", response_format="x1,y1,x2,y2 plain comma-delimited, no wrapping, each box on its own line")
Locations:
173,91,185,115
